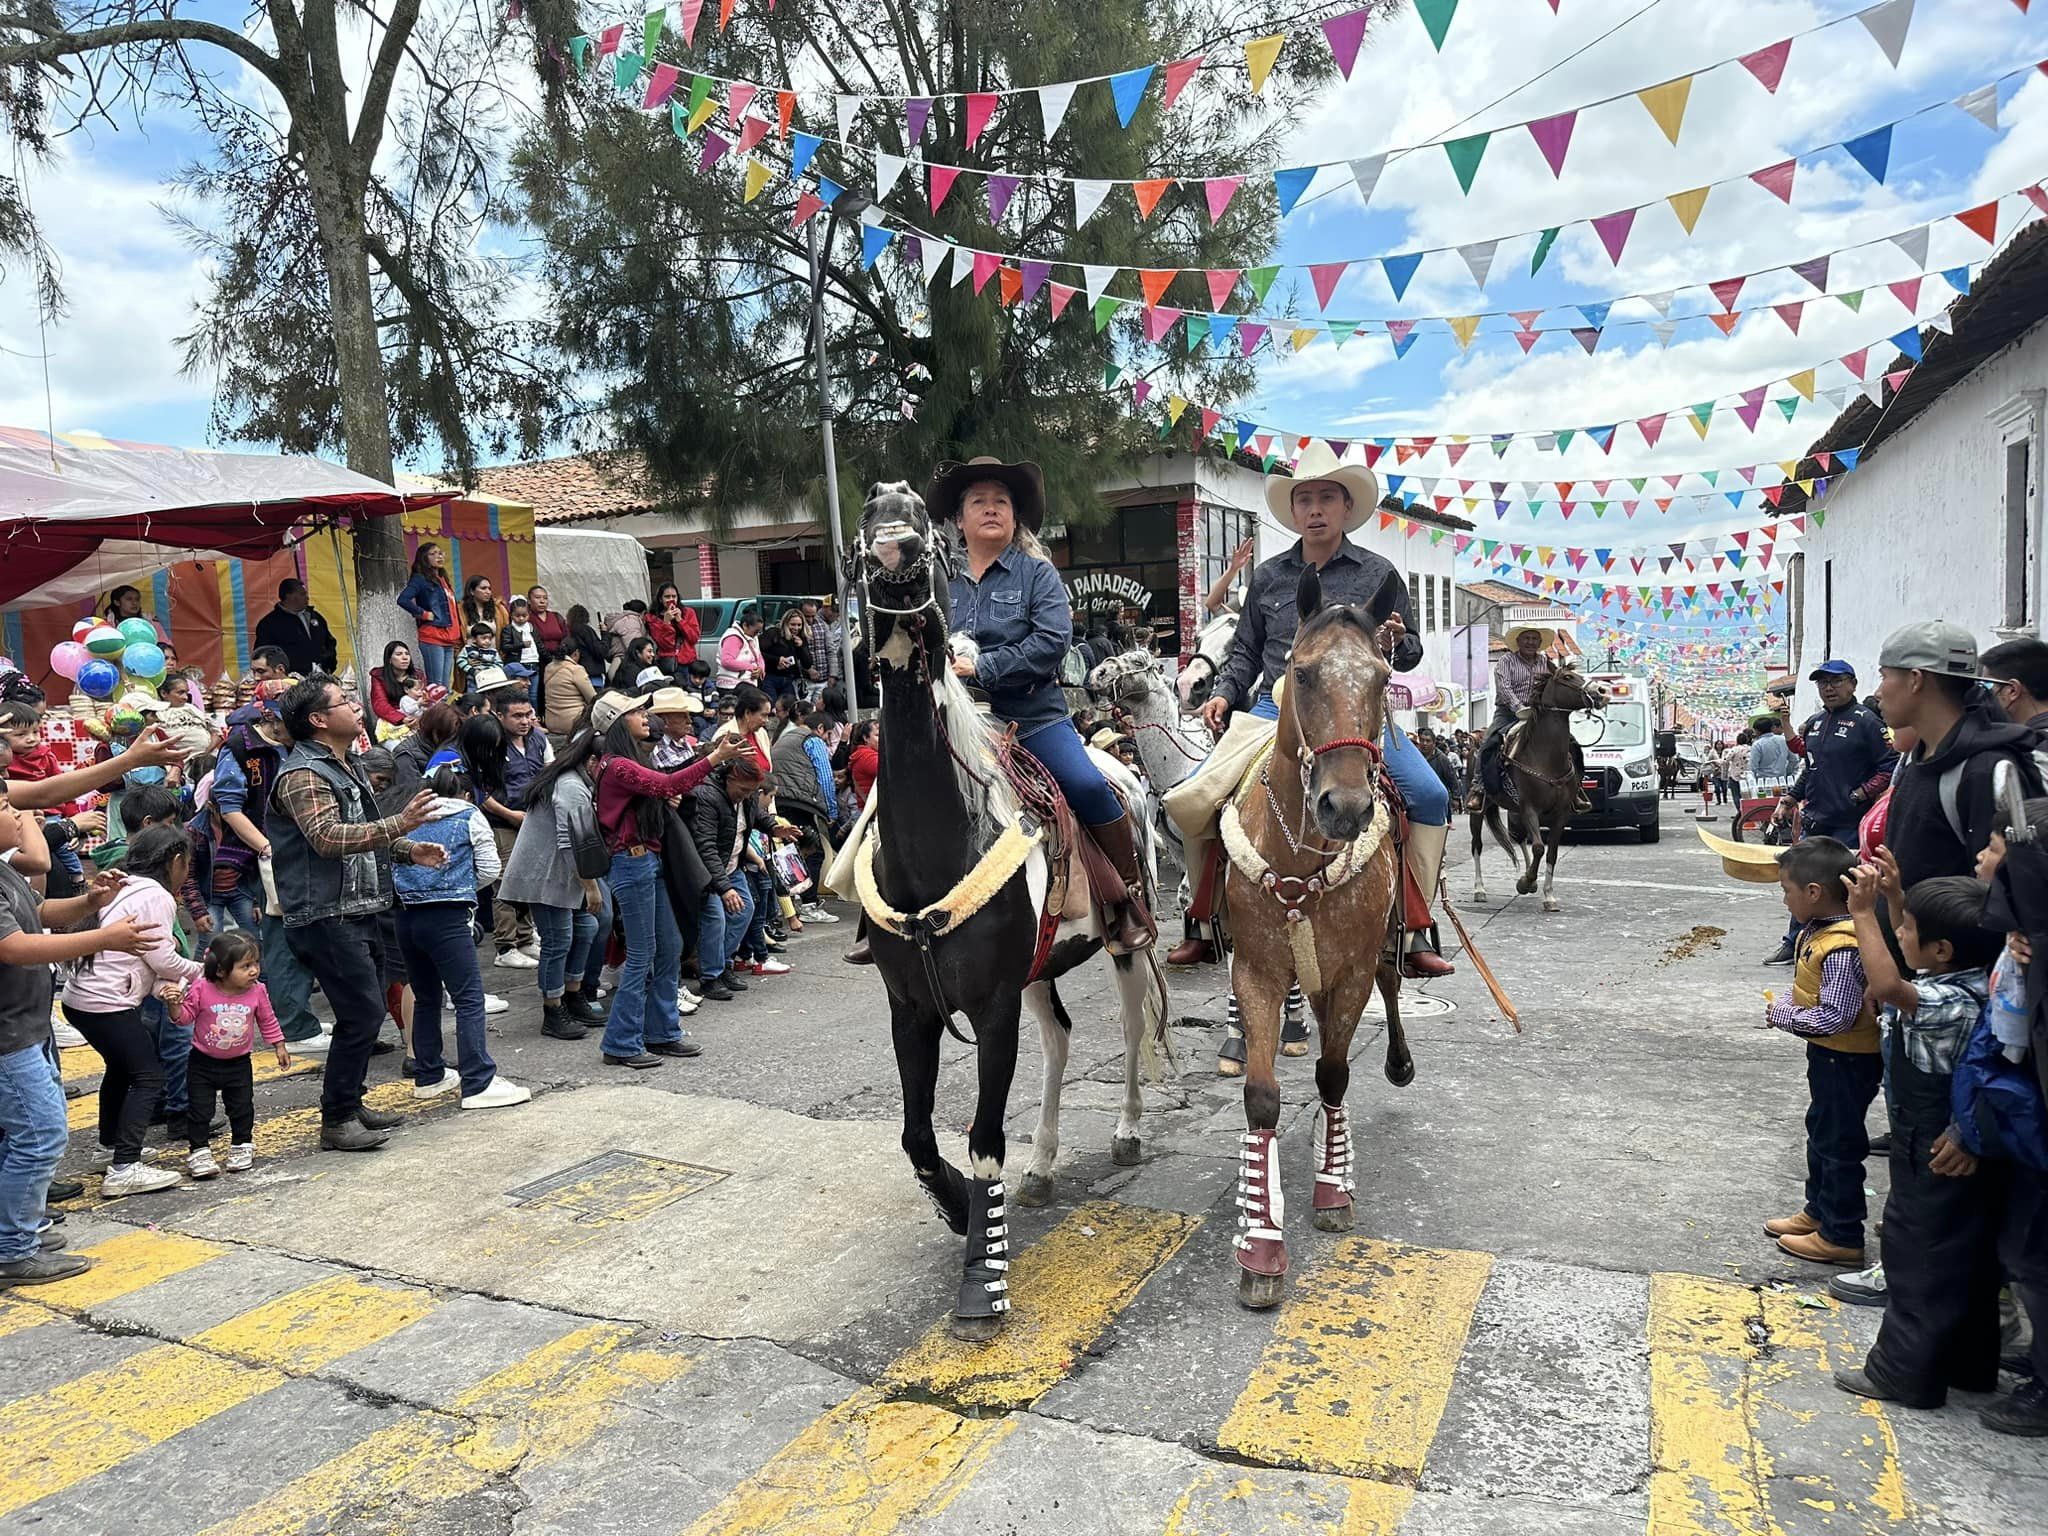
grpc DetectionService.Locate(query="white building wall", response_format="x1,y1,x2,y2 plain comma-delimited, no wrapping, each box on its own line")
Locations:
1794,317,2048,712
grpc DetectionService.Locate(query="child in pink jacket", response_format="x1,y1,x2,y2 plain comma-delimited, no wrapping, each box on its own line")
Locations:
177,929,288,1178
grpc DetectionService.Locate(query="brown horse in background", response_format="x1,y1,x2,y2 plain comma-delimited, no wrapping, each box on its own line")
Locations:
1468,664,1607,912
1221,566,1410,1310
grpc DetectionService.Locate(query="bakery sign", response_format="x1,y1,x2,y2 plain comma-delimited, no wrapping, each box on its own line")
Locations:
1066,572,1152,610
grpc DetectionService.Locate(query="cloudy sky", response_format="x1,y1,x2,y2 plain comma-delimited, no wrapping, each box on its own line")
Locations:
3,0,2042,642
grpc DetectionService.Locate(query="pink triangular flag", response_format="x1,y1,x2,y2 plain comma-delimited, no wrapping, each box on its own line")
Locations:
929,164,960,210
965,93,998,147
1527,111,1577,177
1161,55,1204,109
737,115,768,153
1638,413,1666,447
1775,302,1804,334
1308,261,1348,311
1514,330,1540,353
729,82,757,122
1750,159,1796,204
1739,37,1793,93
1206,269,1240,309
1143,306,1182,344
1048,282,1077,320
1591,207,1636,265
1710,276,1745,311
2026,183,2048,216
1204,177,1241,222
1320,8,1370,79
1889,277,1922,311
1510,309,1542,328
1735,386,1767,431
971,250,1000,293
642,62,681,109
1842,346,1870,378
680,0,703,43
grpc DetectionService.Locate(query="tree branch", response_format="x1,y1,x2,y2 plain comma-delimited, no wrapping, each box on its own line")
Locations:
352,0,423,175
0,11,284,89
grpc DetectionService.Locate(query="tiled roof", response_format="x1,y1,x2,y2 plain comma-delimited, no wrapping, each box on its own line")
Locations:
461,454,665,525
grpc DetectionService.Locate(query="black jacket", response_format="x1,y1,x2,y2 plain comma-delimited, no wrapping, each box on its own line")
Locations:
762,630,810,683
688,768,776,896
253,604,338,675
1885,704,2045,888
1789,701,1895,834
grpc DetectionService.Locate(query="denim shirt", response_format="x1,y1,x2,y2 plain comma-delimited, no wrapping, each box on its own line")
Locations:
397,573,453,629
948,545,1072,736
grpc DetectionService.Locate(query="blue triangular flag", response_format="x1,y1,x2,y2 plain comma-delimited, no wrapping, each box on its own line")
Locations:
1889,324,1924,362
1588,424,1616,450
1273,166,1316,216
1208,314,1239,351
817,175,846,206
1109,66,1154,129
1942,266,1971,295
1385,475,1405,495
1578,302,1611,331
1383,251,1424,300
1402,490,1419,509
1391,328,1420,359
790,132,822,180
1594,549,1611,565
1237,419,1258,450
1842,125,1892,184
1835,446,1861,471
861,224,895,269
1727,491,1745,509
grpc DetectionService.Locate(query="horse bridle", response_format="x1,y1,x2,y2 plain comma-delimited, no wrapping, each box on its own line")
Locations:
1262,657,1386,865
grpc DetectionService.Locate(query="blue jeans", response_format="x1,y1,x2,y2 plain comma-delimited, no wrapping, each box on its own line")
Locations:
584,880,613,994
0,1040,65,1262
207,870,261,941
398,902,497,1096
419,643,454,688
532,900,599,1000
1019,716,1123,824
603,851,682,1056
145,995,188,1118
261,911,323,1042
742,868,774,961
699,880,754,981
1245,693,1449,828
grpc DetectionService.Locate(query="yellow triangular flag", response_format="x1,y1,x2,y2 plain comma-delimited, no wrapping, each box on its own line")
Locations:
1688,412,1711,440
1447,314,1481,350
688,96,719,133
1167,394,1189,424
1245,34,1285,94
1788,369,1816,401
1291,326,1319,353
742,157,772,203
1779,460,1800,479
1637,76,1693,145
1463,498,1479,514
1537,545,1555,564
1798,479,1815,495
1667,186,1709,234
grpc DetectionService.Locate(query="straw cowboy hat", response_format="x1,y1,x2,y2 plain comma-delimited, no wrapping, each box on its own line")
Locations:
1503,621,1559,651
1264,440,1378,533
927,457,1048,533
1695,824,1784,885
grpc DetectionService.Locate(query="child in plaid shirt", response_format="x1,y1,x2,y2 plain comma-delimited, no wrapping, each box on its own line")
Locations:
456,625,502,695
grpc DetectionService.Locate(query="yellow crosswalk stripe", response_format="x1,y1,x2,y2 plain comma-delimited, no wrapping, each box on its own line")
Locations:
196,1324,686,1536
251,1078,441,1160
1214,1237,1492,1484
0,1272,433,1518
684,1200,1198,1536
66,1094,96,1132
20,1229,226,1313
0,1298,53,1341
62,1042,310,1089
59,1045,98,1083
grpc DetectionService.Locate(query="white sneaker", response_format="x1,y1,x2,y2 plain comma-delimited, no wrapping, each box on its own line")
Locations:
289,1030,333,1054
412,1069,461,1100
447,992,511,1016
754,958,793,976
51,1009,86,1049
494,950,539,970
517,941,542,961
89,1144,118,1171
224,1143,254,1173
461,1076,532,1110
600,964,622,991
187,1146,220,1180
100,1162,181,1199
677,990,700,1017
801,905,841,925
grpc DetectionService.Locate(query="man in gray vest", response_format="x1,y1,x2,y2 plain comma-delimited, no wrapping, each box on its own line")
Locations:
270,674,443,1151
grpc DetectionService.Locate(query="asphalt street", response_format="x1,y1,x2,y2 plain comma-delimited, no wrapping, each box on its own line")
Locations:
9,802,2047,1535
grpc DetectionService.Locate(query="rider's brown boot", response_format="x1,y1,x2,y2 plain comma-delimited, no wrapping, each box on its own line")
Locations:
1166,936,1212,966
1402,948,1456,979
1088,812,1158,952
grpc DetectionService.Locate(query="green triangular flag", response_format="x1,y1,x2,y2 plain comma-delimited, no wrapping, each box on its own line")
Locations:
1776,398,1799,422
1556,429,1575,451
1837,289,1864,312
1443,132,1490,195
1690,401,1714,428
568,35,594,74
1103,362,1123,388
642,8,663,61
1530,226,1560,275
613,50,644,92
1158,415,1178,439
1327,320,1359,346
1415,0,1460,51
1629,477,1647,492
686,73,713,114
1591,502,1607,517
1702,470,1718,487
1246,265,1282,305
1092,296,1121,332
1261,452,1280,473
1812,508,1827,528
1430,528,1446,545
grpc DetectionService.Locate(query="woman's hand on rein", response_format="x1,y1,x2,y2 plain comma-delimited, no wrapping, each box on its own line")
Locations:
950,656,978,679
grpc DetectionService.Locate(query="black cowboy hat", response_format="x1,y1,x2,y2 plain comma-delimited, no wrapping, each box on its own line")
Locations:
926,456,1048,533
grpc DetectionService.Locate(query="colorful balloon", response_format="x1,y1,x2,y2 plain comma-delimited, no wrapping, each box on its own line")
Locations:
122,764,167,787
116,617,158,648
75,659,120,699
121,642,167,680
50,642,88,680
83,626,125,658
71,619,97,643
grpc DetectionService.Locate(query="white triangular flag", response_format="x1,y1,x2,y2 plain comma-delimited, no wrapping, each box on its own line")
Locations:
874,151,907,198
920,238,952,285
1652,320,1679,348
1082,263,1117,307
1928,311,1955,334
837,95,858,144
1857,0,1915,68
1038,81,1077,141
953,247,976,286
1536,433,1557,453
858,201,885,225
1522,481,1543,499
1864,379,1887,407
1072,179,1112,227
1642,290,1674,316
1349,152,1388,206
1955,83,1999,130
1891,224,1930,268
1458,239,1498,289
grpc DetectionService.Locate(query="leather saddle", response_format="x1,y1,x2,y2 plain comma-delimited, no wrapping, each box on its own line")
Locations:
994,738,1134,935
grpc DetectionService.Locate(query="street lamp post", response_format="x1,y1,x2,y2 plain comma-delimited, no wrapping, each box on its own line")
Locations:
807,208,863,704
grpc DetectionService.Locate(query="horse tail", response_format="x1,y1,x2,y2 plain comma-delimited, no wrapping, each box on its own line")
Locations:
1120,950,1179,1083
1483,803,1519,859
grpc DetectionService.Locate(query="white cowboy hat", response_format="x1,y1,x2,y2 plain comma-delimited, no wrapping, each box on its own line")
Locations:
1263,440,1378,533
1503,622,1559,651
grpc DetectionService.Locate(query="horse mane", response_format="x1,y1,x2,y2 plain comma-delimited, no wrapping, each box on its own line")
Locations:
930,663,1020,844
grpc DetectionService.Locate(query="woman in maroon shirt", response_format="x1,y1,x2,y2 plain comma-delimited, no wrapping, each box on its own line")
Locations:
587,690,744,1068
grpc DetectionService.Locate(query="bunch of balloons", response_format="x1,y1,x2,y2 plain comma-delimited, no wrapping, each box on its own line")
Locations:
50,617,168,701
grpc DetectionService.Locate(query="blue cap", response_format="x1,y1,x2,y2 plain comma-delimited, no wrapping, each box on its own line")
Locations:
424,747,463,772
1807,659,1856,681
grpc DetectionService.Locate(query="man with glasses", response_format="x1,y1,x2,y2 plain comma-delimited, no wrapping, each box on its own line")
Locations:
1982,638,2048,733
270,676,443,1151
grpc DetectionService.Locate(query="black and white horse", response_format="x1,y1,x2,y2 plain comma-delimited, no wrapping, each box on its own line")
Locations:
851,482,1171,1341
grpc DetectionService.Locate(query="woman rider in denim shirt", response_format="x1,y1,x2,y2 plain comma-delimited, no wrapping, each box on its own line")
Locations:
932,457,1155,952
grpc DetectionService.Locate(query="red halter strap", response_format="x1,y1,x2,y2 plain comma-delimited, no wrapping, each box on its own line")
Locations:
1310,736,1382,760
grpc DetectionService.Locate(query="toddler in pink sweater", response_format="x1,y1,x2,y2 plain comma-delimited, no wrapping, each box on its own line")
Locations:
176,930,288,1178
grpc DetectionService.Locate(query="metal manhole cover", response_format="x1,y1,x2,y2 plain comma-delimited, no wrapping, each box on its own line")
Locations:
506,1151,728,1225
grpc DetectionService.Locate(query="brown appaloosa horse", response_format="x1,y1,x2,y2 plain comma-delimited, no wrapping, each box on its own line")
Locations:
1220,566,1410,1309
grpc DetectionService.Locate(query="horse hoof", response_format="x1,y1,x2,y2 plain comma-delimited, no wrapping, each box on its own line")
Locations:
1017,1172,1054,1207
1238,1269,1286,1310
1543,898,1561,913
1470,890,1488,904
1217,1058,1244,1078
1314,1202,1354,1232
1516,880,1537,896
950,1313,1004,1343
1110,1136,1142,1167
1280,1039,1309,1058
1385,1056,1415,1088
